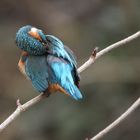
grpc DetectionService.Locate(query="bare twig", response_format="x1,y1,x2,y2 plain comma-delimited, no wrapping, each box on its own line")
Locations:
90,97,140,140
78,31,140,73
0,31,140,133
0,94,45,132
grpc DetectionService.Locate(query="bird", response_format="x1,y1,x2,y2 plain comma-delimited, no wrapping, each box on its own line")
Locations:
15,25,83,100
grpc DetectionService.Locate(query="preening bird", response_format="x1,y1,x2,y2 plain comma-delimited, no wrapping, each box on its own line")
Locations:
15,25,82,100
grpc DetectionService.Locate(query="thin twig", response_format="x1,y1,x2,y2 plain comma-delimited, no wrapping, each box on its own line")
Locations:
78,31,140,73
90,97,140,140
0,31,140,133
0,94,45,132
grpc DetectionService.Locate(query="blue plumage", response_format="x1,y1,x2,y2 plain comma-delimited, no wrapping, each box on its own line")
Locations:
16,25,82,100
47,55,82,100
16,25,47,55
25,55,49,92
46,35,75,66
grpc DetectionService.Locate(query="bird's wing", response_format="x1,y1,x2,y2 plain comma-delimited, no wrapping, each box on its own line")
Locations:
64,45,80,87
25,55,49,93
47,55,82,100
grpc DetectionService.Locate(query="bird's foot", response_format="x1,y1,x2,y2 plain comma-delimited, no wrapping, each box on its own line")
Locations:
42,91,51,98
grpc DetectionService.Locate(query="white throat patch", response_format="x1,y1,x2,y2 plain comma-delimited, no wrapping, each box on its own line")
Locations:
31,27,38,33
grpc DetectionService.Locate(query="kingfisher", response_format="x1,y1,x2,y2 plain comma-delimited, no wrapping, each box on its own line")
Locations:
15,25,82,100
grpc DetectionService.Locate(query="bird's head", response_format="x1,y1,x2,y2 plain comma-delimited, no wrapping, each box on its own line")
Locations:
15,25,48,55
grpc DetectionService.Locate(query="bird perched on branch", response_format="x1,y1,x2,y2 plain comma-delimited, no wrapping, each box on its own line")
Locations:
15,25,82,100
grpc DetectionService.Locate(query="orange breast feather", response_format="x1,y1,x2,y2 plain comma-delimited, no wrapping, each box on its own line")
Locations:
47,84,69,96
18,59,26,77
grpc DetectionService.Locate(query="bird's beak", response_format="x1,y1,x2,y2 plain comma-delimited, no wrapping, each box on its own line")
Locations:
37,30,47,44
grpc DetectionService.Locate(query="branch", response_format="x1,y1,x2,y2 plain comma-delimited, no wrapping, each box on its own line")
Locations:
0,31,140,133
0,94,46,132
78,31,140,73
90,97,140,140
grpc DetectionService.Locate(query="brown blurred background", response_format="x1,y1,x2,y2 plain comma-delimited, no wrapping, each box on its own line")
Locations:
0,0,140,140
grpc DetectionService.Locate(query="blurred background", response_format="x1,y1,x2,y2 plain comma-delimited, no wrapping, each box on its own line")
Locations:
0,0,140,140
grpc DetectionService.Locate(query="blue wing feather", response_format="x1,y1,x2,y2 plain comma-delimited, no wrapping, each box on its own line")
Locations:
46,35,75,66
47,55,82,100
25,55,49,92
46,35,80,86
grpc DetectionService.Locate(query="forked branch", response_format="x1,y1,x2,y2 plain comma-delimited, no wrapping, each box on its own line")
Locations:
0,31,140,138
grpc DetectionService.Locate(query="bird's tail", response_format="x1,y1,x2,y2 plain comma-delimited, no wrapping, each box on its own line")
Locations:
63,82,83,100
